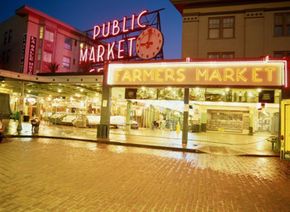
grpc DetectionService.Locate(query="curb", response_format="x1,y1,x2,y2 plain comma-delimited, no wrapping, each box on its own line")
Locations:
4,134,279,157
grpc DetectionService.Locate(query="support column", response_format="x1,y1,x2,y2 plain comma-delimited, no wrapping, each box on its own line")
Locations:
17,81,24,133
126,100,132,131
97,83,111,139
182,88,189,145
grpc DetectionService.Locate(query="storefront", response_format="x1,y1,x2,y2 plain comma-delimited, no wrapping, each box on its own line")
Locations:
99,58,287,144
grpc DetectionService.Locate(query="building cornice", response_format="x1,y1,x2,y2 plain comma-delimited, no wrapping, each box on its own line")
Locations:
170,0,290,14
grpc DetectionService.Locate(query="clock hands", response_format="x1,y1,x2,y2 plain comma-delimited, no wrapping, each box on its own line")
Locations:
140,29,154,49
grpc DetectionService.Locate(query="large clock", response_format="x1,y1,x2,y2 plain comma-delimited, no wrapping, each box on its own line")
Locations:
136,27,163,59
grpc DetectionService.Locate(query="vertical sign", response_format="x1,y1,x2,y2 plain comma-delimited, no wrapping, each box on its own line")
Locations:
27,36,37,75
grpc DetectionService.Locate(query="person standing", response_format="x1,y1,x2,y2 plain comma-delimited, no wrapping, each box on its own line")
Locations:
0,118,4,142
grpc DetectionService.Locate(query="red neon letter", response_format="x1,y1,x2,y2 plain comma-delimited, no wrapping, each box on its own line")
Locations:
97,45,105,62
93,25,100,40
131,14,135,30
112,20,120,36
127,37,136,57
107,42,115,60
137,10,147,28
122,16,129,33
80,48,88,62
118,39,125,59
89,47,95,62
102,22,111,38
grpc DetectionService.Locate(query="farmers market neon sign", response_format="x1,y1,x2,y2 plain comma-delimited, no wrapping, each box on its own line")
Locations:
107,60,287,87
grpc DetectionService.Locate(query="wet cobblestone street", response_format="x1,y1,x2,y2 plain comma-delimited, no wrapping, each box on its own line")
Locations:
0,138,290,211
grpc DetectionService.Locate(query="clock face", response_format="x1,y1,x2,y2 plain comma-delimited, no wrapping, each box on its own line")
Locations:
136,27,163,59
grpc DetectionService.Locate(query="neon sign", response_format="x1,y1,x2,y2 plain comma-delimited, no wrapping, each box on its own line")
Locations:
93,10,147,39
107,61,286,86
80,10,149,64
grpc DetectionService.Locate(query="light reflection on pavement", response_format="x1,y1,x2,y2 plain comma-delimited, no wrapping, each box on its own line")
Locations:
5,121,277,156
0,137,290,211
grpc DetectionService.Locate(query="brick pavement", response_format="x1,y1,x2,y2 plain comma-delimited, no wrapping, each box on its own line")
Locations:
0,138,290,211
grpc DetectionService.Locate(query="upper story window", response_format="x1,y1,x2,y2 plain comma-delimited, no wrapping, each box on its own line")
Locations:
64,38,72,50
274,13,290,36
273,51,290,58
8,30,12,43
43,51,52,63
44,30,54,42
208,17,235,39
62,56,71,69
208,52,235,59
3,31,8,45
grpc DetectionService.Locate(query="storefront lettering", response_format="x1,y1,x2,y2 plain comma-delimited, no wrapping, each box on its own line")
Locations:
108,62,284,86
114,68,185,83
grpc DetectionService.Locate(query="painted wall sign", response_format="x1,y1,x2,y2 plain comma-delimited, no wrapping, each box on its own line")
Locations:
27,36,37,75
107,61,286,87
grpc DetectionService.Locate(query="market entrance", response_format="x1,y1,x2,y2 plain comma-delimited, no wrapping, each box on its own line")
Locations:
100,59,287,148
109,87,281,146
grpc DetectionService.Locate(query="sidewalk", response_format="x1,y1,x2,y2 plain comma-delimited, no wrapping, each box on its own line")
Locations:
4,120,279,156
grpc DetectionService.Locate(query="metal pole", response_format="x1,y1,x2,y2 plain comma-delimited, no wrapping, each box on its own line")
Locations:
182,88,189,145
17,81,24,132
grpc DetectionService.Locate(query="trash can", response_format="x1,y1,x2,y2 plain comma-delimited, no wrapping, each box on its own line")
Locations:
97,124,109,139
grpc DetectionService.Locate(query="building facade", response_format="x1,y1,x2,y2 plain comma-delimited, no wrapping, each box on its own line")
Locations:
171,0,290,59
0,5,86,74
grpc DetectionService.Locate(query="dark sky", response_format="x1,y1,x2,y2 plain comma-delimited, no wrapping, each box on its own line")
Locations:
0,0,182,59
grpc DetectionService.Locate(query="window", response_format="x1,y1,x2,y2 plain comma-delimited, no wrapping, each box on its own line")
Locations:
274,13,290,36
44,30,54,42
64,38,72,50
273,51,290,58
8,30,12,43
209,17,234,39
43,51,52,63
3,31,8,45
62,56,71,69
208,52,235,59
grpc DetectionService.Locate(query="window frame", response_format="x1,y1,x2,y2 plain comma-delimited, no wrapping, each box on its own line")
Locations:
208,16,235,39
207,52,235,59
273,51,290,58
64,37,73,50
44,30,54,42
62,56,71,69
43,51,52,63
274,12,290,37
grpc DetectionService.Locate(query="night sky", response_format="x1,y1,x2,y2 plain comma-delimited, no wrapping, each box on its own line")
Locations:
0,0,182,59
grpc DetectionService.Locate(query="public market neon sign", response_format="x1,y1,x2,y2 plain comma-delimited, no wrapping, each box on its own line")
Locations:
80,10,148,63
107,60,286,87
